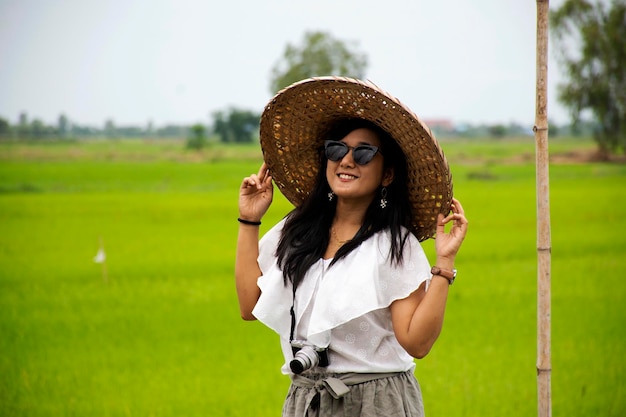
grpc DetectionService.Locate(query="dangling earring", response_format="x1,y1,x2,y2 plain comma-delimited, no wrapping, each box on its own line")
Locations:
328,191,335,201
380,187,388,209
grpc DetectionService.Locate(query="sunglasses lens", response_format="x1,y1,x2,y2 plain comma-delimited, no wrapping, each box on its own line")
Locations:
353,146,378,165
324,141,379,165
325,141,349,161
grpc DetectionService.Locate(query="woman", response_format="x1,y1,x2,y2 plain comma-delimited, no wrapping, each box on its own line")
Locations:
235,77,468,416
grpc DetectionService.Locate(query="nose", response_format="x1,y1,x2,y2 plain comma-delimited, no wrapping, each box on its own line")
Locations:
339,148,356,166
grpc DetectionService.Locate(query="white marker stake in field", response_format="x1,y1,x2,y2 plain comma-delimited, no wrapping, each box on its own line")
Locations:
94,237,108,283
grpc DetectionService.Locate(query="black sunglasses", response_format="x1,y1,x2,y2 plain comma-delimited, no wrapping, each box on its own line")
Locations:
324,140,380,165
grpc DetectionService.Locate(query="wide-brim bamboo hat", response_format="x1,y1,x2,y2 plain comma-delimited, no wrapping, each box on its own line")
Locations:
260,76,453,241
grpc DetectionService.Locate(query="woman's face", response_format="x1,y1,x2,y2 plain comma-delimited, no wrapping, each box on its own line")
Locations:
325,128,394,205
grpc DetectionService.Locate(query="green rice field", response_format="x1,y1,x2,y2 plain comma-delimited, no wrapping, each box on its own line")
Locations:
0,137,624,416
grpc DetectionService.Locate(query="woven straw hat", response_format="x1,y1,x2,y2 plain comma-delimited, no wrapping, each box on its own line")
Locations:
260,76,453,241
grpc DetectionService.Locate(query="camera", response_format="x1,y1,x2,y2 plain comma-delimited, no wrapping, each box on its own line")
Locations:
290,340,330,374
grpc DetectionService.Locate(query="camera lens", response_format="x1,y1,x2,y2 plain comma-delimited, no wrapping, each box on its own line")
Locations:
290,359,306,374
289,346,319,374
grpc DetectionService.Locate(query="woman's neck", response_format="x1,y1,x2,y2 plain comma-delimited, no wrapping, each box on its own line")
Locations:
333,199,370,227
325,197,373,258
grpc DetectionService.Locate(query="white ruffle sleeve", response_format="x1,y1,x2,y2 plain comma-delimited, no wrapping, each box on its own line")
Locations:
252,220,431,348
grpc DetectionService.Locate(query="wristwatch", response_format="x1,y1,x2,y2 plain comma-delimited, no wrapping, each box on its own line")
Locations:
430,266,457,285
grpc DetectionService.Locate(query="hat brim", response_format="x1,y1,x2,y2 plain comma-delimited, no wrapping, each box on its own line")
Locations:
260,76,453,241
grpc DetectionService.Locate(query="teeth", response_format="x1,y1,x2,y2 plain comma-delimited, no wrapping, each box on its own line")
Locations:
339,174,356,180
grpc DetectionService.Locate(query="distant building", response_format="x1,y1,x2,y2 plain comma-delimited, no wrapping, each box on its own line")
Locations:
422,118,455,136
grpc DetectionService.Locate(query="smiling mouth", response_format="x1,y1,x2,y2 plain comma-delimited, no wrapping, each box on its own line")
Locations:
338,173,358,180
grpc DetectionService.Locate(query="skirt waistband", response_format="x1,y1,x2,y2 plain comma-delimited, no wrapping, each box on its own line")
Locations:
290,371,408,399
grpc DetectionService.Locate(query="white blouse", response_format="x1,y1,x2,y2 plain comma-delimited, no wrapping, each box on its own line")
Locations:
252,219,431,375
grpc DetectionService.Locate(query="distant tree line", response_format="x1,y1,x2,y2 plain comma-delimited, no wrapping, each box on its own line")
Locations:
1,109,593,144
0,108,261,147
429,120,595,139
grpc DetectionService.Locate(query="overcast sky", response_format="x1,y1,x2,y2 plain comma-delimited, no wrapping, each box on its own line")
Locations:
0,0,570,128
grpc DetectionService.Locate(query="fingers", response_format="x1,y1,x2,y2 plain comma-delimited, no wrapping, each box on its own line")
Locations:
436,213,446,235
452,197,467,218
449,198,468,236
451,198,465,216
239,163,274,223
261,163,273,188
437,198,468,235
241,175,258,190
256,162,273,188
243,163,271,190
255,162,267,186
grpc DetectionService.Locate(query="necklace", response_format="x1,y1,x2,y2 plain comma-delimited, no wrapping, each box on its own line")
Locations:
331,226,350,246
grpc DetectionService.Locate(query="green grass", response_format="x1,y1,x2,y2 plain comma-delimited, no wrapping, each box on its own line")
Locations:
0,138,625,416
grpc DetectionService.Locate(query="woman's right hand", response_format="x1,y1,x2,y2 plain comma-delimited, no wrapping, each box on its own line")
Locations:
238,162,273,222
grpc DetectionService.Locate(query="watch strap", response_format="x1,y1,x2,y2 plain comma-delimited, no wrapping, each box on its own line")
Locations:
430,266,457,285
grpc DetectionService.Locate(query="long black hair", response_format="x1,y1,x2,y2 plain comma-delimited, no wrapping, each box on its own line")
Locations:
276,119,413,288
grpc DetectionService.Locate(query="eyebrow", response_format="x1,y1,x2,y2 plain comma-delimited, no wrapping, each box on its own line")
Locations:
339,140,377,147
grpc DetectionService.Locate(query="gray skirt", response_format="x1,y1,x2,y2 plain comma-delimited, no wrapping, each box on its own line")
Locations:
282,370,424,417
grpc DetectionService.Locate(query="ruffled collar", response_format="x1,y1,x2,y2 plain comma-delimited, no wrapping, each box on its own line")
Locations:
252,221,430,347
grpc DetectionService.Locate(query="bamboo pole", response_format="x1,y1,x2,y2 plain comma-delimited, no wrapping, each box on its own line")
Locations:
534,1,552,417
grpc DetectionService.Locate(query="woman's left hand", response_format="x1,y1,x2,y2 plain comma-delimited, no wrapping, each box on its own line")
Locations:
435,197,468,263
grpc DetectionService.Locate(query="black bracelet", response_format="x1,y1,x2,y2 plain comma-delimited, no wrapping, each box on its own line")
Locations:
238,218,261,226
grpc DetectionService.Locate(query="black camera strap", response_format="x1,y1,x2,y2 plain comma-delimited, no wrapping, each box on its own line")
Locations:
289,283,296,343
